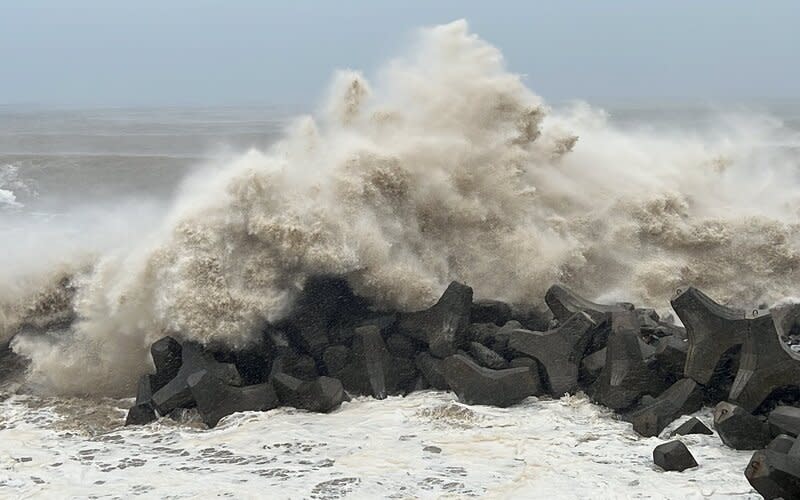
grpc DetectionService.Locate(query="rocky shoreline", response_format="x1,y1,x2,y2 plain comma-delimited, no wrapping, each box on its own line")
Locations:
126,277,800,498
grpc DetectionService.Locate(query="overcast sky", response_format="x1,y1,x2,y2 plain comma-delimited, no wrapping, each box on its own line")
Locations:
1,1,798,107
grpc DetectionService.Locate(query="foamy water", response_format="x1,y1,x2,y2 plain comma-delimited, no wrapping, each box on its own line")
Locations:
0,392,759,499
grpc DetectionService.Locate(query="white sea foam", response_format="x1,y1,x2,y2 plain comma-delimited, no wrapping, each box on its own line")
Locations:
5,20,800,396
0,391,760,498
0,164,26,209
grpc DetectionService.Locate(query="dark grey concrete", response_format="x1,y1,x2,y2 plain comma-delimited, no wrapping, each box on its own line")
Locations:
125,403,157,426
769,406,800,438
150,342,243,415
670,287,750,385
470,300,512,326
397,281,473,358
653,441,698,472
507,312,595,396
579,347,606,386
415,352,448,390
653,334,689,381
134,374,154,406
729,304,800,412
713,401,772,450
322,345,351,376
745,449,800,499
351,325,391,399
279,276,370,359
767,434,797,454
386,334,419,359
269,351,319,381
188,370,279,428
627,378,703,437
672,417,713,436
592,311,667,410
272,373,346,413
468,342,509,370
150,336,182,391
442,354,540,407
544,284,632,324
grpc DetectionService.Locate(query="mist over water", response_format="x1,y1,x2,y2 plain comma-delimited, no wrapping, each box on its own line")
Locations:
2,20,800,397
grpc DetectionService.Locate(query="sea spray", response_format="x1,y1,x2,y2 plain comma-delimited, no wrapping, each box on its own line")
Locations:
6,20,800,396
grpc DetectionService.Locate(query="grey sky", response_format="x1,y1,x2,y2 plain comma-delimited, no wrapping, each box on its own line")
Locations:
1,1,798,107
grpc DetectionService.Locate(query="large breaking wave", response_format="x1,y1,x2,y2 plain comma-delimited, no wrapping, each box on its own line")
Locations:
3,20,800,396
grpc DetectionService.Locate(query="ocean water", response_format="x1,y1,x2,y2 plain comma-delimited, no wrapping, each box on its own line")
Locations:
0,392,759,499
2,20,800,498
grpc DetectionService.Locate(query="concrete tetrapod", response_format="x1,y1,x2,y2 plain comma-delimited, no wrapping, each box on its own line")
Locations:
442,354,540,407
149,336,183,391
592,311,665,411
415,352,448,390
713,401,772,450
272,373,346,413
672,417,713,436
397,282,473,358
728,304,800,412
670,287,750,385
768,406,800,438
745,448,800,499
188,370,279,428
150,342,243,415
507,311,595,396
544,284,632,324
627,378,703,437
653,441,698,472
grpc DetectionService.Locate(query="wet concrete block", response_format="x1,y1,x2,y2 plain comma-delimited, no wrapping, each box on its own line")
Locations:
269,350,319,382
672,417,713,436
507,357,544,395
713,401,772,450
150,342,243,415
468,342,509,370
769,406,800,438
353,325,391,399
670,287,750,385
544,284,632,324
442,354,539,407
150,336,183,391
507,312,595,396
397,281,473,358
745,449,800,499
134,374,154,406
627,378,703,437
653,334,689,381
322,345,351,376
509,303,554,332
188,370,279,428
653,441,698,472
281,276,371,359
592,311,667,410
223,339,273,385
349,325,417,398
579,347,606,387
272,373,346,413
638,309,687,342
470,300,512,326
729,304,800,412
767,434,797,454
125,403,157,426
386,334,419,359
468,320,523,358
415,352,448,390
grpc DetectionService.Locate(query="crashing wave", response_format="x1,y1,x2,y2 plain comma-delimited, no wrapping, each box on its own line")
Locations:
6,20,800,396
